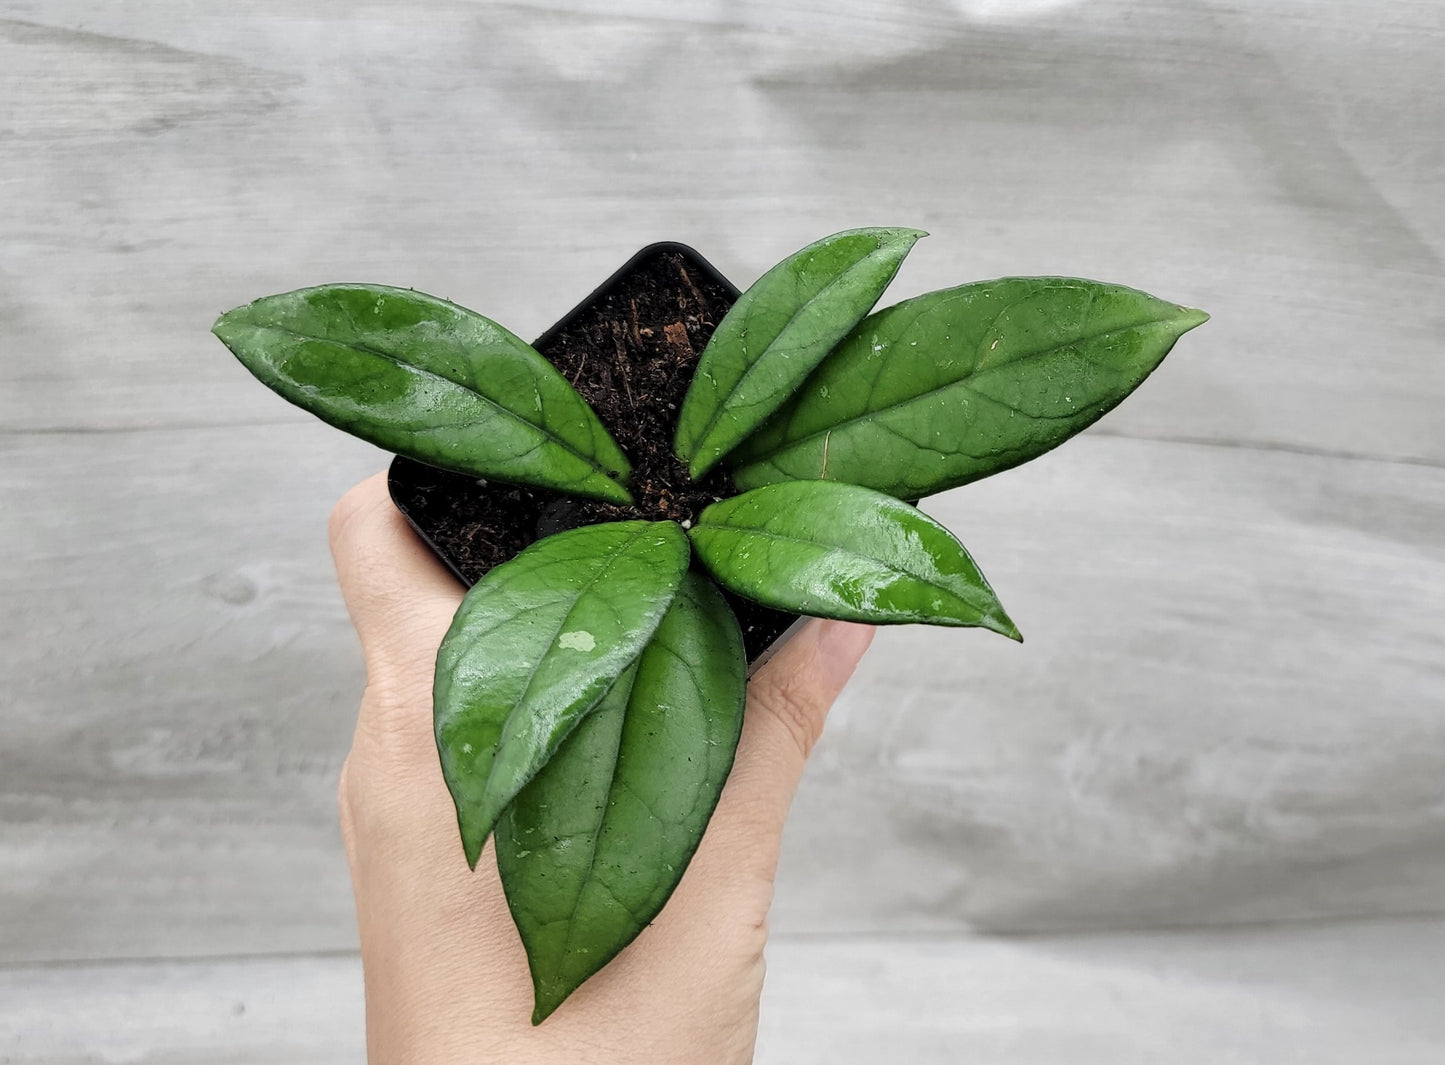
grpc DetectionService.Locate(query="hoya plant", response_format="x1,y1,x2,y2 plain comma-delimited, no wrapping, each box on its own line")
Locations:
213,228,1207,1022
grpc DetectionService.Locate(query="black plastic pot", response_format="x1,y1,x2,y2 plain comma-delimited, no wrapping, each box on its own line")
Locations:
387,242,804,669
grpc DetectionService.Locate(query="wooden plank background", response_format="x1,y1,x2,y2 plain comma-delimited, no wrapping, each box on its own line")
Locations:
2,0,1441,1058
6,920,1445,1063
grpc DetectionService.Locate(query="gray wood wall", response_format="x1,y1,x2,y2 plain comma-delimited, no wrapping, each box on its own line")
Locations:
2,0,1441,1059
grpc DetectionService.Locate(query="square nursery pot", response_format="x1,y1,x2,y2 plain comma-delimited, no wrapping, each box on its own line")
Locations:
387,243,806,671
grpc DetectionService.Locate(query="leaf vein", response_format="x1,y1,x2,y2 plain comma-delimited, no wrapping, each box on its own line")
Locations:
756,312,1183,460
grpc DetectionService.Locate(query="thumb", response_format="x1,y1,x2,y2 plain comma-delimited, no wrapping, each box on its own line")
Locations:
328,472,464,684
717,619,874,846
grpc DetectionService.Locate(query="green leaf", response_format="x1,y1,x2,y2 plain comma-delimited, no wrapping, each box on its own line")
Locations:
730,278,1208,499
690,480,1019,636
433,520,690,868
496,572,747,1024
213,284,633,504
674,227,926,479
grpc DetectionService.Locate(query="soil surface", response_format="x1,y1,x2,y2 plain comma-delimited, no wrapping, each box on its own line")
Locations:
389,245,798,662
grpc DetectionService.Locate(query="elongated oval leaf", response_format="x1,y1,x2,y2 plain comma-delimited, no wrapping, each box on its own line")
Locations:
674,227,926,479
730,278,1208,499
690,480,1018,636
434,520,690,868
213,284,633,504
496,572,747,1024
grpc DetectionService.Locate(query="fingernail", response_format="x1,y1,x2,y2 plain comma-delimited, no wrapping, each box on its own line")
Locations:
814,620,875,688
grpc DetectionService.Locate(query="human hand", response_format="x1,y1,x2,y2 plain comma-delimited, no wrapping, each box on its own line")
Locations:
328,473,874,1064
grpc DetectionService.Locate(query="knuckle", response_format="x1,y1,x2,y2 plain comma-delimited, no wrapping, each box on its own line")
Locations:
351,681,438,769
752,674,825,760
336,690,440,844
328,479,379,557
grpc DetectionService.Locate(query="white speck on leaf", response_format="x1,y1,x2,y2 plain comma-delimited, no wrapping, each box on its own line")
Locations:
559,630,596,652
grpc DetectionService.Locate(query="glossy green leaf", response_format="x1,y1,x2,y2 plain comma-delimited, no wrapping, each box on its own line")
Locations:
433,521,690,868
690,480,1018,636
730,278,1208,499
674,227,926,479
213,284,633,504
496,572,747,1024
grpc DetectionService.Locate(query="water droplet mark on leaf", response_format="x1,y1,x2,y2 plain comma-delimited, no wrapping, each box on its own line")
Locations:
558,630,597,652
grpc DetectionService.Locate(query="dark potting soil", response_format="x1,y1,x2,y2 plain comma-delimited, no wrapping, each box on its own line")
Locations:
388,244,799,663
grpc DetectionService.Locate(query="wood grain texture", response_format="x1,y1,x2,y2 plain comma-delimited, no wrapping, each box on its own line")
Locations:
0,953,364,1065
1,0,1442,460
0,427,378,963
775,435,1445,933
3,428,1441,962
756,920,1445,1064
5,920,1444,1063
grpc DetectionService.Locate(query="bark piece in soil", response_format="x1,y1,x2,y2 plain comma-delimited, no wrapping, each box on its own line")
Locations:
388,243,799,663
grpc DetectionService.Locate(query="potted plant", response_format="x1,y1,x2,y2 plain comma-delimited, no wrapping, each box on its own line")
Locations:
213,228,1207,1023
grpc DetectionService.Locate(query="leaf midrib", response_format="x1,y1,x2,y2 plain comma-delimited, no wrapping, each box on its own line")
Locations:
496,526,668,765
745,311,1187,462
690,242,903,453
695,522,983,612
236,315,622,481
440,525,658,745
552,629,725,973
554,673,636,967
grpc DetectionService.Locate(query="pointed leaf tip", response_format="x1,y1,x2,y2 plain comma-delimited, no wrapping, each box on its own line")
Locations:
676,227,927,478
732,277,1209,500
497,572,747,1023
1176,305,1210,331
991,612,1024,643
690,481,1015,631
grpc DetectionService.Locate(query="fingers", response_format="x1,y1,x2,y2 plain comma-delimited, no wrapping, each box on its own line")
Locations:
328,472,464,684
717,619,874,845
330,476,873,882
